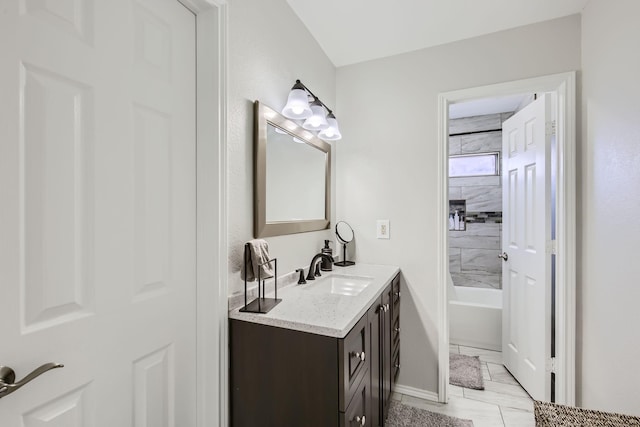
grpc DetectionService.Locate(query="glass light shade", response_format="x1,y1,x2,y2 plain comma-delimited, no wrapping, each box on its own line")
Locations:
282,88,312,119
318,115,342,141
303,101,329,131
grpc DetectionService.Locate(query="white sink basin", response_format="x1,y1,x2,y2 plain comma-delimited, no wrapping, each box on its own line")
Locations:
303,274,373,296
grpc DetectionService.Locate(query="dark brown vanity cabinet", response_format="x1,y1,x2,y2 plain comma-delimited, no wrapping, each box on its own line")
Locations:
230,273,400,427
339,314,370,415
339,372,370,427
369,274,400,426
391,275,401,388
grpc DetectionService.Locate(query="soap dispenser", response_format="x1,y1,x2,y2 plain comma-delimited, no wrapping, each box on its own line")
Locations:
321,240,333,271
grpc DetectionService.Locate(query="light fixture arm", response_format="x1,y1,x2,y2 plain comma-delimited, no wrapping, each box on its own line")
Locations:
294,79,335,117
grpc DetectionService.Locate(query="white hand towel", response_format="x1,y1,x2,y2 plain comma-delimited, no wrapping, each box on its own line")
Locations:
240,239,275,282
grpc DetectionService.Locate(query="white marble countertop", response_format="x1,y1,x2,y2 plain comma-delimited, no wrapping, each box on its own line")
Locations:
228,263,400,338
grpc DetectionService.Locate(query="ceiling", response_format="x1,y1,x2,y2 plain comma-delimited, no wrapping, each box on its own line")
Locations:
449,93,533,119
286,0,589,67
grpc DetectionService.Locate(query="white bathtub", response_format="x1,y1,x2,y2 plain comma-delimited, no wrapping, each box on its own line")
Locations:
449,286,502,351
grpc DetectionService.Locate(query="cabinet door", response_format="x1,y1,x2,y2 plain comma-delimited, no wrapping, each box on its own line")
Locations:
391,274,401,389
339,312,370,411
392,345,400,386
340,374,370,427
391,274,401,323
367,298,382,427
381,284,392,421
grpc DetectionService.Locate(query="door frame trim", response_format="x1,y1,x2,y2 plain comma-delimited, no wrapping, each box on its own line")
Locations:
178,1,229,426
436,72,576,405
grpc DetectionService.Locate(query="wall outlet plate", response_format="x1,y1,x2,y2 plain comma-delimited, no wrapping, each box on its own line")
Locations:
377,220,390,239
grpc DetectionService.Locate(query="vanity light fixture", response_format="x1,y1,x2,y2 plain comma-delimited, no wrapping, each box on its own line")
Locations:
303,99,329,131
282,81,313,119
281,79,342,141
318,112,342,141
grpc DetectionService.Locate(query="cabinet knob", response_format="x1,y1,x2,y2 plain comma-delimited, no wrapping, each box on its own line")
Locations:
394,327,400,333
352,351,365,361
394,291,401,298
385,304,390,312
355,415,366,426
395,363,400,368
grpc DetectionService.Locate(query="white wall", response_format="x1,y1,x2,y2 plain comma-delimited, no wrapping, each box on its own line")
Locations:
227,0,336,295
336,15,581,394
579,0,640,415
226,2,640,413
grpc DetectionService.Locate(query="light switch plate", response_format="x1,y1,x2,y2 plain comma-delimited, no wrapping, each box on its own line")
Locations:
377,220,390,239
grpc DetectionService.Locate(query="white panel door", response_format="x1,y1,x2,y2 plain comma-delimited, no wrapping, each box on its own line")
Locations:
0,0,197,425
501,95,552,400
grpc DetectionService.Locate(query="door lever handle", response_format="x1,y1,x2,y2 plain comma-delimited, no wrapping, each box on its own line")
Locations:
0,363,64,399
498,252,509,261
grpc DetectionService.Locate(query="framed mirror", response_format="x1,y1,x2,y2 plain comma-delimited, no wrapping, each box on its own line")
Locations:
254,101,331,237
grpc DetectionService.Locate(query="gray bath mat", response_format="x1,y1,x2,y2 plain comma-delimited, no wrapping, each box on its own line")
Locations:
534,400,640,427
386,400,474,427
449,353,484,390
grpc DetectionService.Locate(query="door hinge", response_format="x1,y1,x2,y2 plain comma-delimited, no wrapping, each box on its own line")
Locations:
546,120,557,136
546,240,557,255
546,357,557,374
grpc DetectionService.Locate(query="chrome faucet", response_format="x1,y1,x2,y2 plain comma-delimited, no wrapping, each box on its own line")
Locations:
306,253,334,281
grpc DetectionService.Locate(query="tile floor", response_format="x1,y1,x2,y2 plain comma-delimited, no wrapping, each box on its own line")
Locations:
391,345,535,427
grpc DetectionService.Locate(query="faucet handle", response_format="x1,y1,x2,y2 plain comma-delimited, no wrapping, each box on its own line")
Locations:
314,263,322,277
295,269,307,284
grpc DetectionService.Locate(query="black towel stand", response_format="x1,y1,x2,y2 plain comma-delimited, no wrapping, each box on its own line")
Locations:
239,243,282,314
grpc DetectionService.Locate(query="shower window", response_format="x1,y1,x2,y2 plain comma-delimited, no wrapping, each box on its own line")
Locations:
449,152,500,178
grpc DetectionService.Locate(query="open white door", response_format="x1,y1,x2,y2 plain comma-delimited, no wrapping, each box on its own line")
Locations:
0,0,197,425
501,95,552,401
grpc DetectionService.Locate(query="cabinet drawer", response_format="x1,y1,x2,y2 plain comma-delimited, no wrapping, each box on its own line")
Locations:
392,274,400,316
392,316,400,351
340,374,369,427
339,313,370,411
392,347,400,383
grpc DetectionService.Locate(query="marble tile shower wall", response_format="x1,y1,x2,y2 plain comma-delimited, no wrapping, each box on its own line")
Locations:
449,113,512,289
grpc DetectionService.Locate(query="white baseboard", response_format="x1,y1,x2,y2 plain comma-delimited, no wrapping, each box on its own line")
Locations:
393,384,439,403
450,339,501,352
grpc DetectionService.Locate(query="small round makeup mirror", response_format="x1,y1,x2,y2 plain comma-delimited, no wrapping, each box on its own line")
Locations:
336,221,354,244
334,221,355,266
